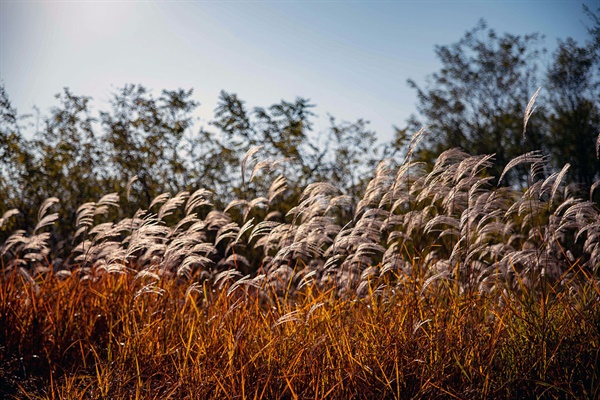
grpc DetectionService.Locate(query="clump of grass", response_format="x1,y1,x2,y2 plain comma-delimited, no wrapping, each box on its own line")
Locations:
0,265,598,399
2,123,600,397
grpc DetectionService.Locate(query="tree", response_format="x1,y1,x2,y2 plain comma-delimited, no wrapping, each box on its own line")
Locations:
0,86,32,235
322,116,380,201
543,5,600,196
100,84,198,206
407,20,546,186
545,35,600,194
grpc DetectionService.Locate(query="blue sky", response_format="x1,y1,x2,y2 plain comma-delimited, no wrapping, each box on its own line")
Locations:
0,0,595,142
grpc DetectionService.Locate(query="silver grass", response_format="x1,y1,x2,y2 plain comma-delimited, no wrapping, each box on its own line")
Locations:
305,302,323,323
404,127,427,161
359,265,378,281
215,222,240,247
134,283,166,301
75,202,96,229
424,215,460,235
23,233,51,254
550,163,571,204
241,145,264,186
34,213,59,234
355,242,386,257
227,274,265,296
323,255,343,271
97,193,120,208
191,243,215,255
87,222,114,238
186,220,208,235
454,155,491,183
126,175,138,202
523,87,541,138
214,269,243,289
37,197,59,222
177,255,213,278
420,271,451,295
248,221,281,244
134,270,161,282
268,175,288,204
172,214,200,235
297,270,317,290
97,261,129,275
224,199,249,214
0,209,19,228
185,188,212,216
301,182,339,200
234,218,255,246
149,193,171,210
249,159,274,182
2,230,27,256
245,197,268,221
218,253,250,269
185,282,203,300
265,211,283,221
498,151,545,185
273,310,303,327
205,210,232,231
158,191,188,221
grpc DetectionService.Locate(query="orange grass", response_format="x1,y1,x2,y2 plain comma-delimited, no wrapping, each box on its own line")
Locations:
1,267,598,399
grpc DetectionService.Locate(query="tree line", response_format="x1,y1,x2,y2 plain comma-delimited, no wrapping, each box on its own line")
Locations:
1,7,599,259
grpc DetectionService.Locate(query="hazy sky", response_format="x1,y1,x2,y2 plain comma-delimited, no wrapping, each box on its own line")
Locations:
0,0,595,142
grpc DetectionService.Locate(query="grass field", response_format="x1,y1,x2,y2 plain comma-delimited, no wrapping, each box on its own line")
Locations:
1,144,600,399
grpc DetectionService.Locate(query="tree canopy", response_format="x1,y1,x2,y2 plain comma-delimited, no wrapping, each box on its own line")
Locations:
1,6,599,260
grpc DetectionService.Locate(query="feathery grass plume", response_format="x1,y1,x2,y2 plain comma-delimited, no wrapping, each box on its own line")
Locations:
185,188,212,216
297,269,317,290
248,220,281,244
245,197,268,221
215,222,240,248
133,283,166,301
37,197,59,222
133,269,161,282
268,175,288,204
96,193,120,212
227,273,264,296
0,209,19,228
34,198,60,234
126,175,138,202
523,86,541,138
590,180,600,201
405,126,427,161
241,145,264,187
214,268,243,289
498,150,545,185
539,163,571,205
149,192,171,210
273,310,303,327
224,198,248,214
158,191,188,221
74,202,96,236
234,218,255,246
205,210,231,231
249,159,273,182
172,214,200,235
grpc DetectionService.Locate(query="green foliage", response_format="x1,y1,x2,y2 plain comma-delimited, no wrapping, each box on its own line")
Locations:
101,84,198,204
545,9,600,195
407,20,546,186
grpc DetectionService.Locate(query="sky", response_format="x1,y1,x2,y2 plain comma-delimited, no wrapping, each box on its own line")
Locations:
0,0,595,142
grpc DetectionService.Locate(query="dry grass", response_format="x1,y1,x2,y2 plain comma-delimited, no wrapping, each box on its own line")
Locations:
1,267,598,399
2,142,600,398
